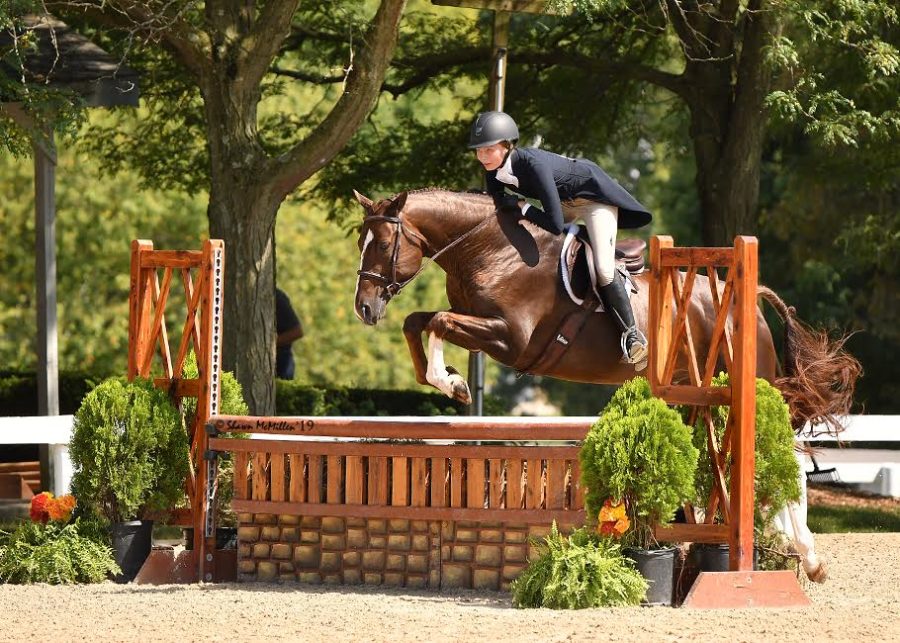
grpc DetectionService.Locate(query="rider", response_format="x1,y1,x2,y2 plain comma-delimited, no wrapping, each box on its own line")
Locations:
469,111,651,370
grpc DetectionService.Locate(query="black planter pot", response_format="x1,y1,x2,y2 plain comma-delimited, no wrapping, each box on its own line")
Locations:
183,526,238,551
692,543,759,572
110,520,154,583
624,546,676,606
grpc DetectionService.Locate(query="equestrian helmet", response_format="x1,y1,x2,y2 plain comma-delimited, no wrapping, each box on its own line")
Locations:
468,111,519,149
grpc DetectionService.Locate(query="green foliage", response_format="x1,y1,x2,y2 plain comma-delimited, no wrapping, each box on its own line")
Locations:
511,524,647,609
275,380,475,416
0,148,207,376
0,370,104,416
0,5,87,156
686,375,801,527
807,503,900,533
0,519,120,584
69,377,189,524
580,377,699,549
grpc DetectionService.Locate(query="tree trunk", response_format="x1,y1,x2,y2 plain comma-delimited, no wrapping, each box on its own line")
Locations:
207,185,279,415
683,1,774,247
201,68,280,414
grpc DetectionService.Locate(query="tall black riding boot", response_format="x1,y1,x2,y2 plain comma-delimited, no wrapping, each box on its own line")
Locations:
598,272,648,370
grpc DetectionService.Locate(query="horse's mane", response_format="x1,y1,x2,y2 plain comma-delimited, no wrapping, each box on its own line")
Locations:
389,187,493,204
387,188,495,219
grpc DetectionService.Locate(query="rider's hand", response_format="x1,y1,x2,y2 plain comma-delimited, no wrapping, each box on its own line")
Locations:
497,195,523,217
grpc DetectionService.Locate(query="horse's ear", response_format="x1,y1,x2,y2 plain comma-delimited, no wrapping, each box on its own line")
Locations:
353,189,374,211
389,191,408,213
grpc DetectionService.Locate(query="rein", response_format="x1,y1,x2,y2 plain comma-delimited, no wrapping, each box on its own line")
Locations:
356,211,496,298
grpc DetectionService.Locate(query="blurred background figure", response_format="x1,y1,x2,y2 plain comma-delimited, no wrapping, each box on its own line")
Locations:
275,288,304,380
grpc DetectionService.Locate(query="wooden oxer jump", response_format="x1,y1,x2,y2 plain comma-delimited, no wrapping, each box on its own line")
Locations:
126,236,807,604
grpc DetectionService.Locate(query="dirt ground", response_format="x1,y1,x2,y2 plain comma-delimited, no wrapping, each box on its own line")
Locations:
0,530,897,642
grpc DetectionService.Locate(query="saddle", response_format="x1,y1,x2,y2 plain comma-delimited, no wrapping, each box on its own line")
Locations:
560,224,645,310
514,226,647,377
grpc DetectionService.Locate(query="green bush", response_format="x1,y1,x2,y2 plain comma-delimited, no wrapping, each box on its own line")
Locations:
686,375,801,527
580,377,699,549
274,380,494,415
69,377,189,524
0,520,120,584
511,524,647,608
0,371,494,417
0,370,104,416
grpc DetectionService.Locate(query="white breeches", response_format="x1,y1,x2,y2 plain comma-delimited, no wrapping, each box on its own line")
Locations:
563,201,619,286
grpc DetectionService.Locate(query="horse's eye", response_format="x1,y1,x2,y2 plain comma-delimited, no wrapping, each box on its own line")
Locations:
379,241,390,251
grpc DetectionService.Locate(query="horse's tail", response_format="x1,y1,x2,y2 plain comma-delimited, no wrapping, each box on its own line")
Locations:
757,286,862,437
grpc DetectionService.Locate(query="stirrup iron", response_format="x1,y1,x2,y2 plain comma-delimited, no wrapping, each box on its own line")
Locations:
620,327,648,371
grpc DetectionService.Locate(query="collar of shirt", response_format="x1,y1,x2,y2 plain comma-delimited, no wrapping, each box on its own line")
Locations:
495,151,518,188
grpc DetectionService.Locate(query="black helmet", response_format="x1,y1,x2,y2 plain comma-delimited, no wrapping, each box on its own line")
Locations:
468,111,519,149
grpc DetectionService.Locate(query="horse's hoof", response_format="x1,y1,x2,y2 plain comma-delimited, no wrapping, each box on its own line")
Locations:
447,376,471,405
806,562,828,584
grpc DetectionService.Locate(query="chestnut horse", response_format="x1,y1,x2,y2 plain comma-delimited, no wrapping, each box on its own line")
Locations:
353,188,859,433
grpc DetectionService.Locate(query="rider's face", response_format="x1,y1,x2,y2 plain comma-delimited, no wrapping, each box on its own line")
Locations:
475,143,508,172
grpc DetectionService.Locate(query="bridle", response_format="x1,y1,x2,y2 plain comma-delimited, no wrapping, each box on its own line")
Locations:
356,210,496,299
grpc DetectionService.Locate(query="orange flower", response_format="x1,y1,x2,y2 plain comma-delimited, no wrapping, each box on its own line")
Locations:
29,492,53,524
46,494,76,522
596,498,630,538
613,516,631,535
598,498,626,523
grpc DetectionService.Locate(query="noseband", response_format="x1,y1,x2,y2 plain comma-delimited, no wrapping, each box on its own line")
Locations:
356,210,496,298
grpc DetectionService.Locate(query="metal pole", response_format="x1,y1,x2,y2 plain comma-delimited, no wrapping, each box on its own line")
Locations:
468,11,511,417
34,127,59,492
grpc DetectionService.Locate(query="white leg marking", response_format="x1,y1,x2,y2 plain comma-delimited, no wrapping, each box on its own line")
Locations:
425,332,465,398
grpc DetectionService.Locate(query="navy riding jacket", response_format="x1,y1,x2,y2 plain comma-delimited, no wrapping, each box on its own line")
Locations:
485,147,652,234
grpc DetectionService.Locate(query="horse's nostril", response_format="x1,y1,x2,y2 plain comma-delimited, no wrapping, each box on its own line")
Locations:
361,304,371,322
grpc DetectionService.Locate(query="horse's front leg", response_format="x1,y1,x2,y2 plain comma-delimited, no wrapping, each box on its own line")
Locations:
403,311,438,386
423,311,513,403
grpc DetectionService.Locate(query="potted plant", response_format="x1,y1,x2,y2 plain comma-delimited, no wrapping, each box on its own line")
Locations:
685,374,801,571
580,377,699,605
69,377,189,582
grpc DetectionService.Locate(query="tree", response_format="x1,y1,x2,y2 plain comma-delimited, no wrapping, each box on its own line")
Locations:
32,0,408,413
309,1,897,248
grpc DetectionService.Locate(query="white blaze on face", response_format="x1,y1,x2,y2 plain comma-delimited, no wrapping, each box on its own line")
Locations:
354,228,375,321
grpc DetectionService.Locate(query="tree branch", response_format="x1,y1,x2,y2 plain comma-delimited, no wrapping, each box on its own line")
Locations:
242,0,301,87
267,0,407,199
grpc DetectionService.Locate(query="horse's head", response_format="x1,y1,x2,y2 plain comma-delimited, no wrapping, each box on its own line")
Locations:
353,190,426,325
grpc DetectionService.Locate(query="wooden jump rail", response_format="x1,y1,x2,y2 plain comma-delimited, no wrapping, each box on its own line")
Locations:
207,416,587,527
127,237,806,602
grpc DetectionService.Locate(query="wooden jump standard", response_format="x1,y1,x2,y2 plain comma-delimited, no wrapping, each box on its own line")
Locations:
649,236,808,608
127,239,225,582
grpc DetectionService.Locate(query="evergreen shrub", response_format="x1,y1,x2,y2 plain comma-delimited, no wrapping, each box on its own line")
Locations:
685,374,801,526
580,377,699,549
69,377,189,524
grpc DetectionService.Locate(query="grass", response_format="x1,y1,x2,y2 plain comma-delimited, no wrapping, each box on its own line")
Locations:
808,504,900,533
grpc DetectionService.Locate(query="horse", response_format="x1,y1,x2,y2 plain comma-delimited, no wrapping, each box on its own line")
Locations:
352,188,859,435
